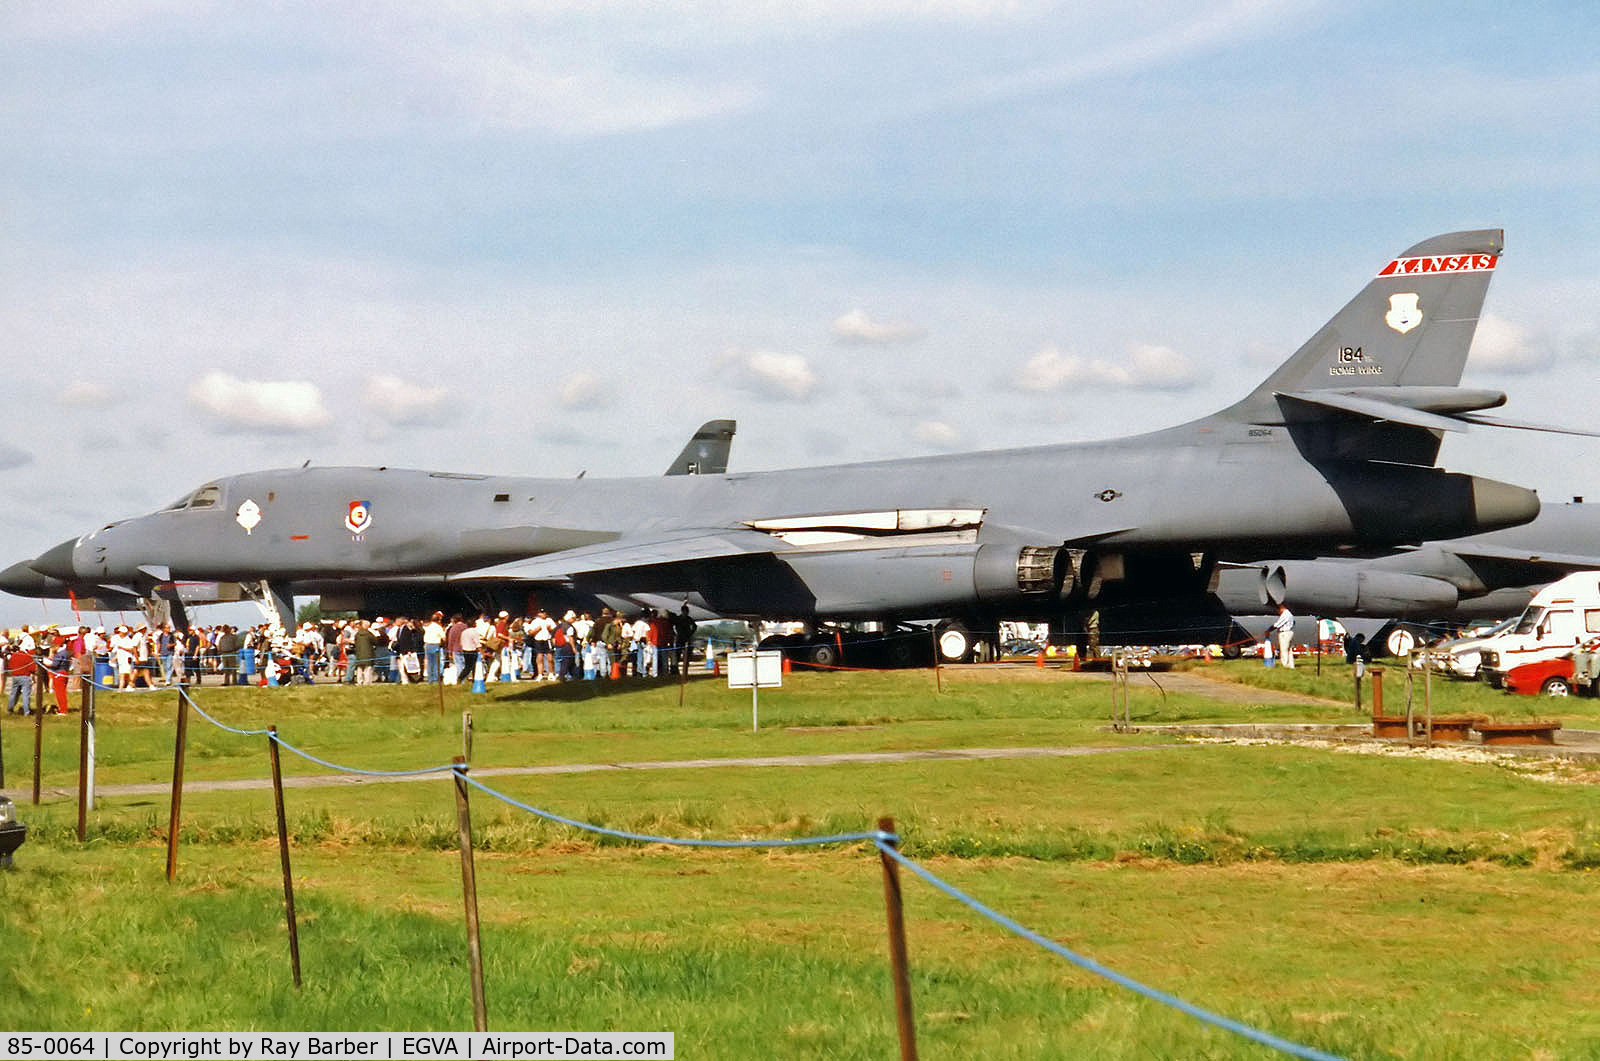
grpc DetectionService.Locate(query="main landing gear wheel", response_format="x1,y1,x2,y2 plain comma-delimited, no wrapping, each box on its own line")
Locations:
935,621,973,664
1385,625,1421,658
808,642,839,668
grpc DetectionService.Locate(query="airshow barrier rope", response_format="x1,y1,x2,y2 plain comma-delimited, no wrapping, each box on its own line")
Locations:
176,685,457,778
175,684,270,736
456,769,892,850
873,841,1344,1061
455,766,1339,1058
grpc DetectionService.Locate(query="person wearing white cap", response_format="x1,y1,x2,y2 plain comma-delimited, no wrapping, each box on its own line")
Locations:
528,608,556,681
113,627,135,688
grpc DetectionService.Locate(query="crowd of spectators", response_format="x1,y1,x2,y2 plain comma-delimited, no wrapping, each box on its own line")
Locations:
1,605,702,707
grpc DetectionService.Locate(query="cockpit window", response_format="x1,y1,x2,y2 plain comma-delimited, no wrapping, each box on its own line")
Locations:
165,483,224,511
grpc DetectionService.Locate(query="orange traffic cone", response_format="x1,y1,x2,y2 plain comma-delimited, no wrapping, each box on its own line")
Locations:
782,657,792,674
1035,650,1045,669
610,662,622,680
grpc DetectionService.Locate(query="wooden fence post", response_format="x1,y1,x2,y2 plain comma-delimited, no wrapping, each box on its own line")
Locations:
452,756,488,1031
32,664,43,805
166,688,189,882
77,678,92,841
877,816,918,1061
268,726,303,988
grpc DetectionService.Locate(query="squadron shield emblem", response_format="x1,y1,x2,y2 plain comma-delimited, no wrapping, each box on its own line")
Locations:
1385,292,1422,334
344,500,372,535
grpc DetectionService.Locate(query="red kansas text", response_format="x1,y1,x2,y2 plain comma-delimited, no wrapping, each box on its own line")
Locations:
1375,253,1498,277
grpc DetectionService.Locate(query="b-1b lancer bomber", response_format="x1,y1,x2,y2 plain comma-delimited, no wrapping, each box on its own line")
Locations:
0,230,1566,650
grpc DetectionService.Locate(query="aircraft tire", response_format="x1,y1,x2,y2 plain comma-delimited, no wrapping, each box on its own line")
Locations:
1380,623,1424,659
808,642,839,668
935,621,973,664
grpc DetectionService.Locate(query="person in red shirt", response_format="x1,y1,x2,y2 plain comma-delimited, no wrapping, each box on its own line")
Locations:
47,635,72,714
6,644,37,715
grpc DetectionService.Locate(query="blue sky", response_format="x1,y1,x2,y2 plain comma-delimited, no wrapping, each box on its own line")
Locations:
2,0,1598,625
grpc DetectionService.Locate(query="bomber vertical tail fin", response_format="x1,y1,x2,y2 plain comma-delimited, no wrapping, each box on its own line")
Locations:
665,419,737,476
1219,229,1504,425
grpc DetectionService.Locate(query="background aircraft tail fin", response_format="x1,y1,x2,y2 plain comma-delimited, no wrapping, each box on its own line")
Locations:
1220,229,1503,424
665,419,736,476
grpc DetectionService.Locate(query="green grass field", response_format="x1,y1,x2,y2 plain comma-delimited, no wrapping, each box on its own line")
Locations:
4,661,1600,1057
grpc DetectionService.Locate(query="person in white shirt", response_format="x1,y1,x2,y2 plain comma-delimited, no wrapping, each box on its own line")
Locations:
461,616,486,682
630,615,655,677
1270,605,1296,669
111,626,139,688
528,609,556,681
422,613,446,683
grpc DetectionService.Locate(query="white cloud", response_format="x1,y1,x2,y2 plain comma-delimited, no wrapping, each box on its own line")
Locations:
832,308,927,346
732,350,817,400
559,371,613,410
57,380,116,407
911,420,960,448
1125,344,1201,389
0,443,32,471
1469,314,1550,375
186,373,333,433
1016,343,1198,392
364,374,453,426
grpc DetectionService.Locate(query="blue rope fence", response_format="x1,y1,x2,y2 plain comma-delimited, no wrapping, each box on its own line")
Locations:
38,675,1344,1058
873,840,1342,1061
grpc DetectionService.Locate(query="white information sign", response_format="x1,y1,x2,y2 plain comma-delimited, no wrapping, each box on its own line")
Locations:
727,648,783,732
726,649,784,689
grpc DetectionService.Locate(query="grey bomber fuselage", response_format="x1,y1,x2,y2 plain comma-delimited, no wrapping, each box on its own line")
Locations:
6,228,1572,639
38,416,1534,590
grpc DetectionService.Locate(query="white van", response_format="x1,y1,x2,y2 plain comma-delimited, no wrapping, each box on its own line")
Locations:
1430,616,1516,680
1479,571,1600,688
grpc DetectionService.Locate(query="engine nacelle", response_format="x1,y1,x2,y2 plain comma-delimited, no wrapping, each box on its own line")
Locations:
769,543,1065,618
1261,561,1459,617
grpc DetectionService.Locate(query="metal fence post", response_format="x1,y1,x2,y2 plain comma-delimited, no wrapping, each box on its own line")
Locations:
452,756,488,1031
77,678,92,840
166,688,189,882
877,816,918,1061
32,664,43,805
267,726,303,988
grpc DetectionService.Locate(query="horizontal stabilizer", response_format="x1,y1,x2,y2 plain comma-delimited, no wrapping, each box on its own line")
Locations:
1277,390,1469,432
1454,413,1600,438
1278,388,1599,437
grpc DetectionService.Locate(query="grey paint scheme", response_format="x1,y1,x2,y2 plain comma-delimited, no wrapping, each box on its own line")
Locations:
1216,500,1600,625
5,230,1552,632
664,420,736,477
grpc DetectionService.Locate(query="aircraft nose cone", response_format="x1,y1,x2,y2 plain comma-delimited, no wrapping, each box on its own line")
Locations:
0,560,58,598
30,537,78,580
